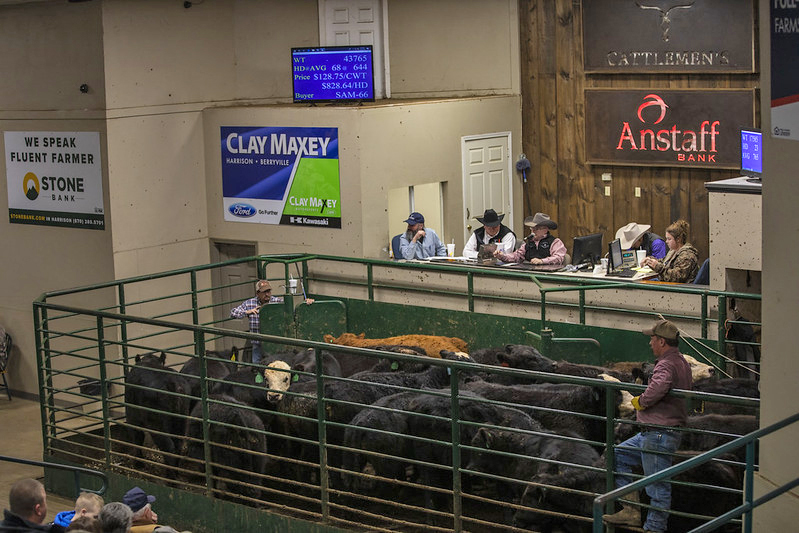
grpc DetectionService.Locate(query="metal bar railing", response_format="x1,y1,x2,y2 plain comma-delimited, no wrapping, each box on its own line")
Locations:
592,412,799,533
0,454,108,496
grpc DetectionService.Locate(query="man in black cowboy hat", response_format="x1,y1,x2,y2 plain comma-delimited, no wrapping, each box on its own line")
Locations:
495,212,566,265
462,208,517,259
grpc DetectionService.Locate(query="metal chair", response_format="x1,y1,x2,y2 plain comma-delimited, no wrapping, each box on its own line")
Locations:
391,234,402,260
0,329,12,400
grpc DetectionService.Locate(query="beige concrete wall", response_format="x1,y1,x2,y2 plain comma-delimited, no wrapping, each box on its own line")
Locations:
203,96,521,259
754,0,799,528
388,0,520,97
0,1,114,398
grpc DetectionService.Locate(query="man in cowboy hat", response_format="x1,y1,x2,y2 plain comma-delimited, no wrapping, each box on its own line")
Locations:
495,212,566,265
615,222,666,259
398,211,447,260
462,208,517,259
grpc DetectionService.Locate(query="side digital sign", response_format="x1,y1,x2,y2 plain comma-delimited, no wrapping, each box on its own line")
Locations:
292,46,375,103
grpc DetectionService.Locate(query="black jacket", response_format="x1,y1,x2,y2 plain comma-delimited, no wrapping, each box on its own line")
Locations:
1,510,65,533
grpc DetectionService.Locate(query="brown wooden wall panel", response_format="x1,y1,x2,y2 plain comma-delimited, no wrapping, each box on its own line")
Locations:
518,0,759,262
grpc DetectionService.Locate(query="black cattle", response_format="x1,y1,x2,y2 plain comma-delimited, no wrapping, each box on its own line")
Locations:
463,380,620,444
289,348,343,382
179,348,239,404
463,344,558,384
332,344,429,377
124,351,191,466
340,389,541,520
182,394,268,500
690,377,760,416
515,452,743,533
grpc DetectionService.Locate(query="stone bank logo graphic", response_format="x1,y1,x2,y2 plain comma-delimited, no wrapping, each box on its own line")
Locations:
228,202,256,218
23,172,40,200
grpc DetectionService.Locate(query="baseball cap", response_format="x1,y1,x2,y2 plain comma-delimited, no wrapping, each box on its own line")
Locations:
642,319,679,341
403,212,425,225
255,280,272,293
122,486,155,513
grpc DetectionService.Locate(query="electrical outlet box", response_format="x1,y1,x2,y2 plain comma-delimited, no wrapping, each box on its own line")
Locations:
601,172,612,181
635,187,641,197
604,185,611,196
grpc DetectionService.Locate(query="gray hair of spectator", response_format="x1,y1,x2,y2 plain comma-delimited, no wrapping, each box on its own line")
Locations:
8,478,45,518
99,502,132,533
130,502,151,522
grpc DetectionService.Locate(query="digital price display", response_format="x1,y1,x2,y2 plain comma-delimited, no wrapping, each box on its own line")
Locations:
292,46,375,103
740,128,762,177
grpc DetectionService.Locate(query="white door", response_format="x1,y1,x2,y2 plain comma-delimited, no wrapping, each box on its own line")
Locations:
320,0,387,98
461,133,513,244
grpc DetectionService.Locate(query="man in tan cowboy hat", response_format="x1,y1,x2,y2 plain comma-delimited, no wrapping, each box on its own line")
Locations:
615,222,666,259
494,212,566,265
462,208,517,259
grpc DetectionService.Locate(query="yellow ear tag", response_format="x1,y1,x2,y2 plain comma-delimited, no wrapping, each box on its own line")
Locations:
255,373,264,384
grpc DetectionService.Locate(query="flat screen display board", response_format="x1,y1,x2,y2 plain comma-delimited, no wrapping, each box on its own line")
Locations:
292,46,375,103
740,128,762,178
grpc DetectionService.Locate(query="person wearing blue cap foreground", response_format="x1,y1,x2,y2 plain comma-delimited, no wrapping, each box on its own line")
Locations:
398,212,447,260
122,487,189,533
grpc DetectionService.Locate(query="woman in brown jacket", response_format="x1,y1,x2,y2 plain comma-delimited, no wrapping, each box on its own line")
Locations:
641,219,700,283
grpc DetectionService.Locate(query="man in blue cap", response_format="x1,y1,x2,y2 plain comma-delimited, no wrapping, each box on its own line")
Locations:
398,212,447,260
122,486,186,533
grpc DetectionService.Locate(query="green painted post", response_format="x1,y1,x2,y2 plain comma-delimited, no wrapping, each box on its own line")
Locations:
450,367,462,532
96,316,111,469
32,304,52,456
315,348,330,522
718,295,727,360
744,441,755,533
190,271,199,326
540,327,553,357
117,284,129,374
579,287,586,325
700,292,708,339
367,264,374,301
467,272,474,313
195,331,213,495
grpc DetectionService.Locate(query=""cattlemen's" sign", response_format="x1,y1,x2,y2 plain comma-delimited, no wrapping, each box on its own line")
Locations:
585,89,755,168
582,0,755,73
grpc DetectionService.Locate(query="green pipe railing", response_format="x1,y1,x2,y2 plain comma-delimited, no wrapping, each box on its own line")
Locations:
592,412,799,533
0,454,108,497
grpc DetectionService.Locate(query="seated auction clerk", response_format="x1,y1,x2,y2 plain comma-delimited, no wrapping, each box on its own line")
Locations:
615,221,667,259
398,211,447,260
640,219,699,283
462,208,517,259
494,212,566,265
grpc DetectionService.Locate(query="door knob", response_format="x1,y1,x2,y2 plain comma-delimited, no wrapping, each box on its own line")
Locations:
467,225,472,230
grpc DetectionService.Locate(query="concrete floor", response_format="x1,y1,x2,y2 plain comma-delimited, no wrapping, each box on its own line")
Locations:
0,397,76,524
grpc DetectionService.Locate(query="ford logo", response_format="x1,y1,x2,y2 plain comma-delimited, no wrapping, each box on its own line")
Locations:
229,203,256,218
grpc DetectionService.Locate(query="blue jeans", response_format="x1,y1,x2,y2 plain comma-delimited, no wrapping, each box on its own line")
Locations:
614,429,682,532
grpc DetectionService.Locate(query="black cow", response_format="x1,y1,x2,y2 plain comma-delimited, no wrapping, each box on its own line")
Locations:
515,452,743,533
463,344,558,384
463,380,620,444
182,394,268,500
179,348,239,405
124,351,191,466
690,377,760,416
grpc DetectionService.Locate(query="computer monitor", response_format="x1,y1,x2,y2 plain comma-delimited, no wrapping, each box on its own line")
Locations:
608,238,624,272
740,128,762,182
571,232,603,266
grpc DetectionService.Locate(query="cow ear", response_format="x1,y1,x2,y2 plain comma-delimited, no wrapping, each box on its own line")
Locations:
135,353,142,363
159,352,166,364
478,427,494,449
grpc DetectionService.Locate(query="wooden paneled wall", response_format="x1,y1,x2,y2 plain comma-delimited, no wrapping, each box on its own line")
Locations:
518,0,760,260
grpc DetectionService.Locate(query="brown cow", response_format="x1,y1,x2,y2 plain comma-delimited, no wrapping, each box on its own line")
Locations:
323,332,468,357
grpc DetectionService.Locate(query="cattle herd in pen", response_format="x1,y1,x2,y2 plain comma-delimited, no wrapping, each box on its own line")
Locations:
118,334,760,533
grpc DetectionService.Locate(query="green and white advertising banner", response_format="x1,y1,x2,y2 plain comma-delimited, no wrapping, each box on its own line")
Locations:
220,126,341,228
5,131,104,230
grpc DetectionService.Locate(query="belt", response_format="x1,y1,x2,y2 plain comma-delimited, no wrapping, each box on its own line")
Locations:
641,426,680,433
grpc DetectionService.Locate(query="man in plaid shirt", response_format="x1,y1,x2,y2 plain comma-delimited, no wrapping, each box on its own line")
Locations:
230,280,283,364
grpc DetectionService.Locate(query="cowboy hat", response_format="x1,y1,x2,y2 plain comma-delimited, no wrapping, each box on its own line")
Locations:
475,209,505,227
615,222,651,249
523,212,557,229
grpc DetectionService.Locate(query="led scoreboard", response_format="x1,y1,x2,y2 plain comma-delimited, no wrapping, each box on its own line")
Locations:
292,46,375,103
